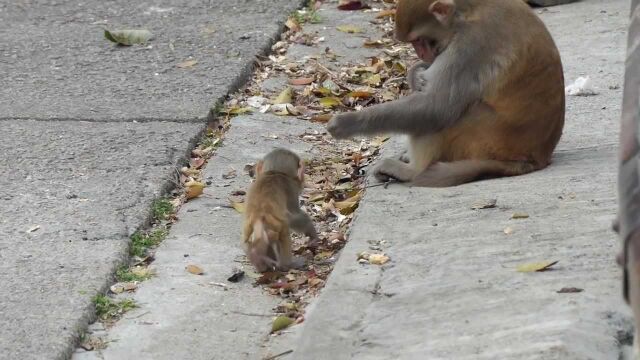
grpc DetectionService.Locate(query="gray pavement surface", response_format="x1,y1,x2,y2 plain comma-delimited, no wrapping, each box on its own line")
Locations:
74,0,637,359
74,115,325,360
0,0,298,122
0,0,300,359
276,1,635,359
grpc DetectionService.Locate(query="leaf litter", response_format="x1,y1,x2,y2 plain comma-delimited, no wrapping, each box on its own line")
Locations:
201,0,419,334
117,0,413,336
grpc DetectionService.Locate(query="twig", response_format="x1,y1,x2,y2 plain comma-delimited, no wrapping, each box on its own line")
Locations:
125,311,150,320
313,60,336,78
263,350,294,360
230,310,272,318
364,180,398,189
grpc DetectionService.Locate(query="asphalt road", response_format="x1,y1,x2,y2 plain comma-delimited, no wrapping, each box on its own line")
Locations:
0,0,300,358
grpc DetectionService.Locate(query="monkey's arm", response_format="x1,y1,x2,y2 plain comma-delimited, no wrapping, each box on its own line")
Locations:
288,210,319,245
328,35,494,139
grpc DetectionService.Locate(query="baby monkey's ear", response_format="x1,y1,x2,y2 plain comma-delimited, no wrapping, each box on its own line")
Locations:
297,160,305,182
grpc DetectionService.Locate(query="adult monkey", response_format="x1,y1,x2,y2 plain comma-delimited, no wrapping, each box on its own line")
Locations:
614,0,640,357
327,0,565,187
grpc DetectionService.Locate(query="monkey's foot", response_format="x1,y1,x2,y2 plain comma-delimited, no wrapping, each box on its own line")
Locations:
289,257,307,270
397,151,410,163
373,158,414,183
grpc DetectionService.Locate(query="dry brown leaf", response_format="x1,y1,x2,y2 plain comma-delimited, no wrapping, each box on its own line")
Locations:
177,59,198,68
334,193,361,215
272,316,295,333
186,264,204,275
337,0,370,10
471,199,497,210
517,260,558,273
289,77,315,85
228,106,253,115
511,212,529,219
364,73,382,86
363,39,385,48
311,113,333,123
185,181,205,200
557,287,583,293
273,87,293,105
336,25,363,33
131,266,154,278
181,166,200,177
369,253,390,265
345,90,374,99
230,199,246,213
370,136,390,147
192,146,213,158
190,157,205,169
222,169,237,179
319,97,342,108
376,9,396,18
285,17,301,32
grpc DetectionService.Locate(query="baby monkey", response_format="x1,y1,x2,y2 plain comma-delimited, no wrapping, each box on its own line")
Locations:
242,148,319,272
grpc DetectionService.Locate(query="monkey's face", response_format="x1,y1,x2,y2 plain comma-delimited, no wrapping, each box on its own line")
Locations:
395,0,455,64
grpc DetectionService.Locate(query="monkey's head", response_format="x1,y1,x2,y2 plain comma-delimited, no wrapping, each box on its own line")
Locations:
256,148,305,182
395,0,460,64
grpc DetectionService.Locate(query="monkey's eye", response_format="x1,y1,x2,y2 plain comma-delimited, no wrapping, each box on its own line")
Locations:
425,38,438,49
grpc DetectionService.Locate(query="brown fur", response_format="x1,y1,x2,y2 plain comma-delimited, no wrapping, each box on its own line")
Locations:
405,0,564,186
328,0,565,187
242,148,318,272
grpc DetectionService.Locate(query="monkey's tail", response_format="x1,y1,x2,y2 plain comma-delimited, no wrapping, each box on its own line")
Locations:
251,217,270,244
411,160,541,187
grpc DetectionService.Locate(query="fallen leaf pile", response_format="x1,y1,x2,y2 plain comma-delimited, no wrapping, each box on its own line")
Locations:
218,1,413,124
213,0,409,331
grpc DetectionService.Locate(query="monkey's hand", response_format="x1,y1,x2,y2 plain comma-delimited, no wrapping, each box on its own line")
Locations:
407,61,431,92
327,112,361,139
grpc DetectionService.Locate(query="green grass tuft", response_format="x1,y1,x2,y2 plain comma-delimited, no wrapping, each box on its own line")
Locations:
115,265,151,282
151,198,173,221
130,228,167,257
93,295,137,321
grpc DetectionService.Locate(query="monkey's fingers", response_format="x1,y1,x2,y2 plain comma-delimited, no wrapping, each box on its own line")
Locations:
326,113,360,139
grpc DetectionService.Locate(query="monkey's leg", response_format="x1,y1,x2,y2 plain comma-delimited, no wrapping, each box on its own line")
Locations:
275,230,294,271
626,234,640,359
373,158,417,183
411,159,539,187
289,210,319,246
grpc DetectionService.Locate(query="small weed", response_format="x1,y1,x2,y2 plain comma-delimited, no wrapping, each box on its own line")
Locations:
130,228,167,257
200,135,222,149
151,198,173,221
115,265,151,282
93,295,137,321
293,9,322,24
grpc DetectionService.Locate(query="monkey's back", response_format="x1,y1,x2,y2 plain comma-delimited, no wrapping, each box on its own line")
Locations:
243,173,297,243
442,0,565,167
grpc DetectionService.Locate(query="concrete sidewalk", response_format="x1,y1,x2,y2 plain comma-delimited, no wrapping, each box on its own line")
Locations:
0,0,300,359
274,1,635,359
3,0,633,359
73,0,636,359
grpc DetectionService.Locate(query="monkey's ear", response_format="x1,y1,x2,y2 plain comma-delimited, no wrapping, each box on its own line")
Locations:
429,0,455,25
297,160,305,182
255,160,264,176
